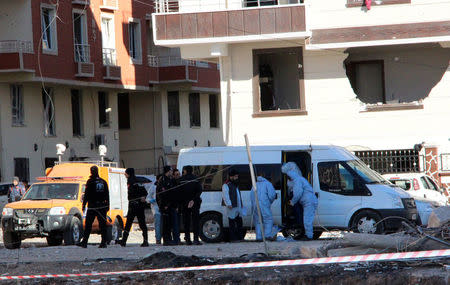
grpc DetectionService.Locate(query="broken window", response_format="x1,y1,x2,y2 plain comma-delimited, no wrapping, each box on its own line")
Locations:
14,158,29,182
42,87,56,136
253,47,304,113
118,93,130,130
209,94,219,128
345,44,450,107
71,89,83,136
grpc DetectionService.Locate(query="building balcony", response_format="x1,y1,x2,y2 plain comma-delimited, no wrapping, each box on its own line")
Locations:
147,55,217,85
152,0,308,46
0,40,35,72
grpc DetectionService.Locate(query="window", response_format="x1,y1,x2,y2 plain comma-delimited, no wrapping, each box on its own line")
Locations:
71,89,84,136
347,61,385,104
209,94,219,128
42,87,56,136
101,16,116,65
73,11,89,62
118,93,130,129
253,48,305,115
318,161,373,195
98,92,110,128
45,158,58,169
14,158,29,183
189,93,201,127
192,164,281,192
167,91,180,127
10,85,24,126
41,6,57,53
128,20,142,63
425,177,440,192
244,0,303,7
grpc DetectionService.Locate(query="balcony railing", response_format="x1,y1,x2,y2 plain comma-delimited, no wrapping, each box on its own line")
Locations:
147,55,197,67
74,44,90,63
102,48,117,66
0,40,33,53
154,0,304,13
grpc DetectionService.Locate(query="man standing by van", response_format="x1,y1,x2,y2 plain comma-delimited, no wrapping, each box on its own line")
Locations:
78,166,109,248
180,166,203,245
120,168,149,247
222,169,245,242
157,166,180,245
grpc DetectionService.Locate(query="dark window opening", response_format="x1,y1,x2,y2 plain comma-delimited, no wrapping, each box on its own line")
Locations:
45,157,58,169
346,61,385,104
14,158,29,182
42,87,55,136
244,0,303,7
209,94,219,128
253,48,304,113
11,84,24,126
98,91,110,127
167,91,180,127
71,89,83,136
118,93,130,129
189,93,201,127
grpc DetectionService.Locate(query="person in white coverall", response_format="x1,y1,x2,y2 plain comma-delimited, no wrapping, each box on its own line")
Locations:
282,162,318,240
251,173,277,241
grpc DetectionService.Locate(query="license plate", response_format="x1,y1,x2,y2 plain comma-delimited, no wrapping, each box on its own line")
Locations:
18,218,30,225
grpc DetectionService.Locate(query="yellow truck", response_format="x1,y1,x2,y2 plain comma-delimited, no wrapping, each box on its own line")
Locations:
1,162,128,249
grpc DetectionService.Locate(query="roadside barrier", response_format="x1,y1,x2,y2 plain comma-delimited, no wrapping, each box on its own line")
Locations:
1,249,449,281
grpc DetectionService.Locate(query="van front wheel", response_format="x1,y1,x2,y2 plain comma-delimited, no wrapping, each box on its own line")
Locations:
199,213,223,243
64,216,82,245
351,210,384,234
3,231,21,249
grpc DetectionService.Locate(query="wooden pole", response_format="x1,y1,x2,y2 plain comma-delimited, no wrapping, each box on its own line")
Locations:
244,134,268,255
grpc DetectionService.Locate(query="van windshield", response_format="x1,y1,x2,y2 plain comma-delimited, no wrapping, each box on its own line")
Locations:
345,160,387,184
22,183,79,200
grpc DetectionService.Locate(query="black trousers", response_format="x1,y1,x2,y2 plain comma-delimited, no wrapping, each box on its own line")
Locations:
83,208,108,245
183,205,200,241
228,215,243,241
122,205,148,243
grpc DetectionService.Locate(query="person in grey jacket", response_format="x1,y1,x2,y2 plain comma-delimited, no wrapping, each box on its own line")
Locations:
222,168,245,242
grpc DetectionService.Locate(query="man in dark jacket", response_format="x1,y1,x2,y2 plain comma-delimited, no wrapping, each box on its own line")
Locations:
157,166,181,245
180,165,203,245
78,166,109,248
120,168,149,247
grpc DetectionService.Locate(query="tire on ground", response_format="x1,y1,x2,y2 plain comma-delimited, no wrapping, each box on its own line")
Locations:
351,210,385,234
63,216,82,245
199,213,224,243
46,233,63,246
3,231,21,249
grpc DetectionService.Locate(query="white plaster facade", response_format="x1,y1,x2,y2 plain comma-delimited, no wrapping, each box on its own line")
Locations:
0,82,120,182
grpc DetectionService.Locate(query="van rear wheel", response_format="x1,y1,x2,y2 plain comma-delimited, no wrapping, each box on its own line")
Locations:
351,210,384,234
199,213,224,243
3,231,21,249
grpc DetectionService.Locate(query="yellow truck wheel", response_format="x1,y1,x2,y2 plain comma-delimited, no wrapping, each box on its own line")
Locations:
3,231,21,249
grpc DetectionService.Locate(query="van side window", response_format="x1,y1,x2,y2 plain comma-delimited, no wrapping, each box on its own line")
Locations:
318,162,365,195
192,164,281,192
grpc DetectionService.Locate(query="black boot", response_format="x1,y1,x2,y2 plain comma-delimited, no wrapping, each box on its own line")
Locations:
120,232,129,247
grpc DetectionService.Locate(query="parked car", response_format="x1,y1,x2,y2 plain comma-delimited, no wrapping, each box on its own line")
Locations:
382,173,449,226
0,183,13,196
382,173,448,207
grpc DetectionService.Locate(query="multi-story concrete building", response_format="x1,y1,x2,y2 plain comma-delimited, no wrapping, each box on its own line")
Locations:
152,0,450,187
0,0,220,182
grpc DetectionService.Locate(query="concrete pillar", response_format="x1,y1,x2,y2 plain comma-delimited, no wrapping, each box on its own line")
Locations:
424,145,441,186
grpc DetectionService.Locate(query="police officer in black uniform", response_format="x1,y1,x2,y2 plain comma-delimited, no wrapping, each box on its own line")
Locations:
78,166,110,248
120,168,149,247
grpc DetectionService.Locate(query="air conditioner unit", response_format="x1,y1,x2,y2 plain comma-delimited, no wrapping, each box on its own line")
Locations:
94,134,106,148
104,65,121,80
76,62,94,78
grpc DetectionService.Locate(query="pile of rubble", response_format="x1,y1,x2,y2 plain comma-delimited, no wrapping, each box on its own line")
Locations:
325,206,450,258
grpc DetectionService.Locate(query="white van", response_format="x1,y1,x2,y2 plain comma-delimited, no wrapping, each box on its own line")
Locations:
177,145,419,243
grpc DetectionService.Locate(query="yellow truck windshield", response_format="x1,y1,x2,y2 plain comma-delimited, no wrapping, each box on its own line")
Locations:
22,183,79,201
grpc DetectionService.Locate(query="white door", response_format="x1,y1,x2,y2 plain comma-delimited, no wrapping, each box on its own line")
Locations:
108,173,121,211
120,174,128,215
315,161,363,228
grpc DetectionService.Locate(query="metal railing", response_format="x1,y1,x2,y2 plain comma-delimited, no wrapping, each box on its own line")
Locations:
74,44,90,63
0,40,33,53
355,149,422,174
154,0,304,13
55,161,119,167
147,55,197,67
102,48,117,66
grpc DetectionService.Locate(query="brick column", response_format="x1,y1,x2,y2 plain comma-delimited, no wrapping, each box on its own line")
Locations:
424,145,440,186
